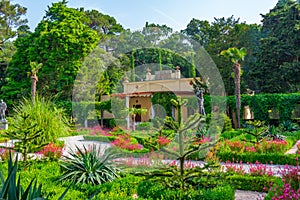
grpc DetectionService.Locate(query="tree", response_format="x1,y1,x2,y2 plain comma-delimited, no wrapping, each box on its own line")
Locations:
4,113,45,162
135,97,217,190
251,0,300,93
0,0,28,47
0,0,28,91
182,16,259,95
85,9,123,52
29,61,42,103
128,107,147,131
142,22,173,46
1,1,99,103
220,47,247,128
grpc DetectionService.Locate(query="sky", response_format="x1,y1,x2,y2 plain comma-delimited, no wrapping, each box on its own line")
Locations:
13,0,279,31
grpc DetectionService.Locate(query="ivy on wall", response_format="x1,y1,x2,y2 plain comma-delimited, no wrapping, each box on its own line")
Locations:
227,93,300,123
151,92,177,117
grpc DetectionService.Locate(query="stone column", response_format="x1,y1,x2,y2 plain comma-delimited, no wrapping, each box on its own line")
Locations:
175,66,181,79
125,96,130,130
146,68,152,81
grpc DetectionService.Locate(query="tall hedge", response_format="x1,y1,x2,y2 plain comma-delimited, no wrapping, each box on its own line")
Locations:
227,93,300,123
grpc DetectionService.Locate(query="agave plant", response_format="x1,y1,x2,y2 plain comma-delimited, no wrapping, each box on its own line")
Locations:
59,145,120,185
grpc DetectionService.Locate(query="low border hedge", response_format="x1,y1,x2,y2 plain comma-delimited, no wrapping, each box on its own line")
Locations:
137,180,234,200
217,152,298,165
225,174,279,192
83,135,116,142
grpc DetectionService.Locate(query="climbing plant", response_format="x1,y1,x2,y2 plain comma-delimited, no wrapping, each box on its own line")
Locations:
227,93,300,123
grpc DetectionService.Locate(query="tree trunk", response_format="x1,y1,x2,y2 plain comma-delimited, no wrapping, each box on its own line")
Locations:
31,75,37,103
98,94,104,127
234,62,241,128
132,114,136,131
100,109,104,127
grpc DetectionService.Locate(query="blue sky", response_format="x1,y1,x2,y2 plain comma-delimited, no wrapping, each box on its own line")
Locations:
14,0,278,31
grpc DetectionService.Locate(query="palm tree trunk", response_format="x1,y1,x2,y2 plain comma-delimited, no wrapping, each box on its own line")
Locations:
132,114,136,131
31,75,37,103
234,62,241,128
98,94,104,127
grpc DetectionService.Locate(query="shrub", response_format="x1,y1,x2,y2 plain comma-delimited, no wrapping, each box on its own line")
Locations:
254,139,289,154
137,180,234,200
59,145,119,185
83,135,116,142
225,174,279,192
264,179,300,200
152,116,164,128
110,135,143,151
217,152,298,165
0,153,68,200
38,142,64,161
223,140,245,153
206,113,233,132
136,122,153,130
221,130,242,140
93,174,144,199
8,97,71,144
18,161,86,199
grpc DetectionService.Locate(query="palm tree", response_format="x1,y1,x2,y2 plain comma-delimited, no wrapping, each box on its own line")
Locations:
128,107,147,131
220,47,246,128
29,62,43,103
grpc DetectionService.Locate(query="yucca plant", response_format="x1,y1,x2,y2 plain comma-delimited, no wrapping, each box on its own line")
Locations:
59,145,120,185
0,152,68,200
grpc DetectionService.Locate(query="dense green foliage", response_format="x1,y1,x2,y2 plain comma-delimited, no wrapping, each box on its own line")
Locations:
182,16,261,95
227,93,300,123
137,180,234,200
0,154,44,199
225,174,279,192
251,0,300,93
8,97,71,143
1,1,99,104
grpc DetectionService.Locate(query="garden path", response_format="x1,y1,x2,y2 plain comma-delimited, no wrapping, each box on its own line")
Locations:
285,140,300,154
59,135,111,156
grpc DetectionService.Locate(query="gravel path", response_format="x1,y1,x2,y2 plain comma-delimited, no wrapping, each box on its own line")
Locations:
235,190,265,200
58,135,111,156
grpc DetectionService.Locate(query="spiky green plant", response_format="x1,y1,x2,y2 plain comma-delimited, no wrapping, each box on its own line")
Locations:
59,145,120,185
10,96,71,144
